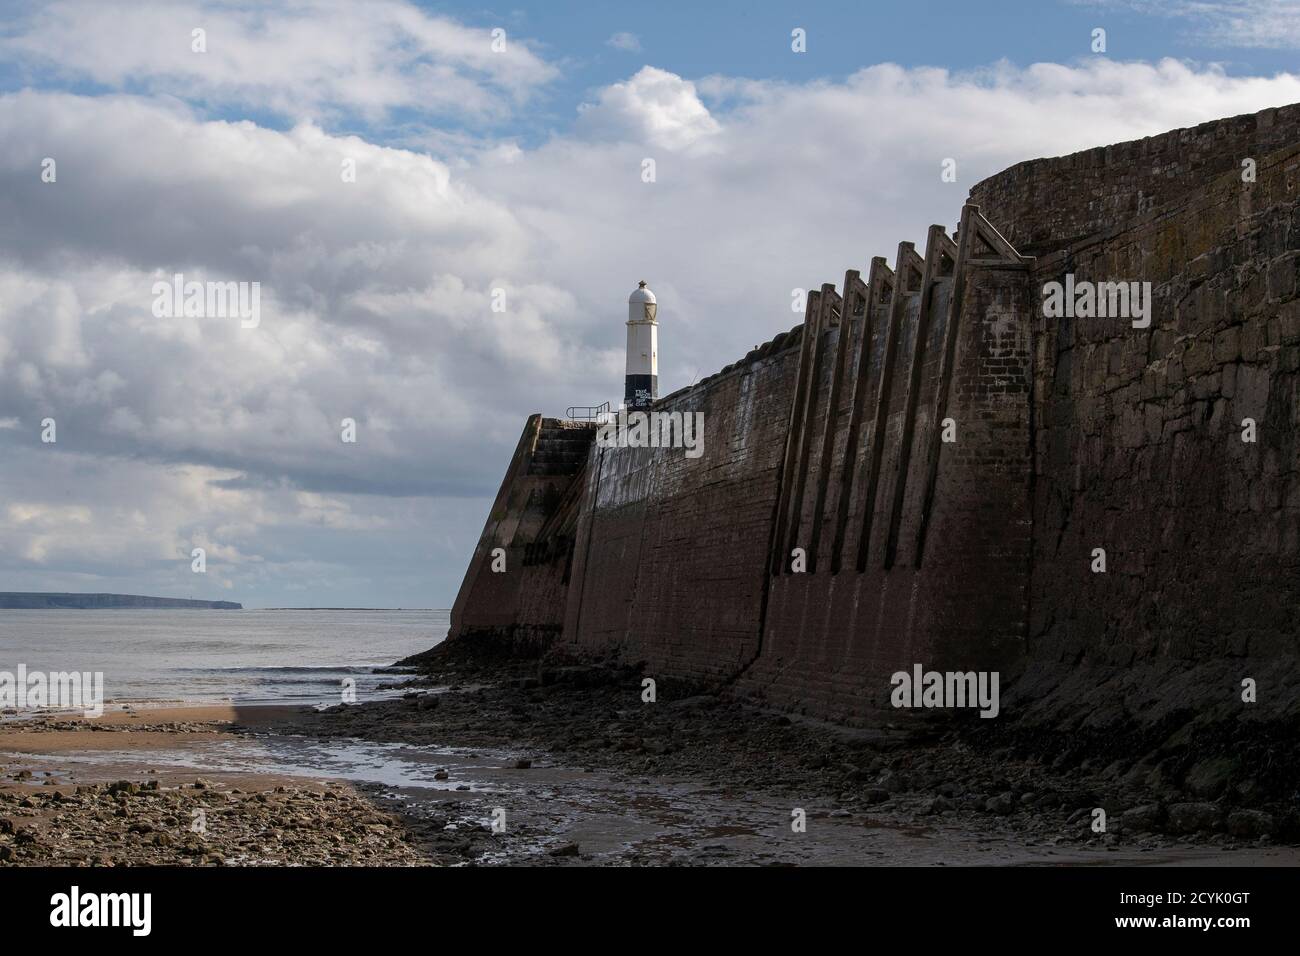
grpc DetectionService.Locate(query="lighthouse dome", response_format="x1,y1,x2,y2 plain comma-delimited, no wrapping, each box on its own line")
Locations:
629,280,656,305
628,280,657,324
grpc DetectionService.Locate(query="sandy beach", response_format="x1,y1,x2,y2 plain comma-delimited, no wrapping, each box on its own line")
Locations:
3,647,1299,867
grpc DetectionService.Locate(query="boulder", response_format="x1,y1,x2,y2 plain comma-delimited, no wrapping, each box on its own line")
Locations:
1167,802,1223,834
1121,804,1165,834
1227,809,1274,839
985,792,1016,815
1185,757,1234,799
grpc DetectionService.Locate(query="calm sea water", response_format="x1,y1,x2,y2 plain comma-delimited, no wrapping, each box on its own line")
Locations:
0,609,448,706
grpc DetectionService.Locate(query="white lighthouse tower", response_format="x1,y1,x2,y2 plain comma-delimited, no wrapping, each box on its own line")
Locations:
625,280,658,409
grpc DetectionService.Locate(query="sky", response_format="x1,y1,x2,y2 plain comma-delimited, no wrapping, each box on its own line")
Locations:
1,0,1299,608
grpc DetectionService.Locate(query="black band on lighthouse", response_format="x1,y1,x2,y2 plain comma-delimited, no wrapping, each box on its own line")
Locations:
625,374,657,408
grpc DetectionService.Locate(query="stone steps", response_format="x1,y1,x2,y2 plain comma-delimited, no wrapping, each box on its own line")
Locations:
527,420,597,476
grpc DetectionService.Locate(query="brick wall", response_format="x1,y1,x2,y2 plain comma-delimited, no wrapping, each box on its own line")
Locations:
740,217,1034,721
563,333,801,682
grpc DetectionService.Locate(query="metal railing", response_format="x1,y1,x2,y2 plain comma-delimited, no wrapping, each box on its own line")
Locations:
566,401,612,423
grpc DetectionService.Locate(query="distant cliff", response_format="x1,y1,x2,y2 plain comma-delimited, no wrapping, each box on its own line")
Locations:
0,592,242,610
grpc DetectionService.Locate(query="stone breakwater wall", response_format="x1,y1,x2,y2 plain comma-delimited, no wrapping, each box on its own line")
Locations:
968,102,1300,256
976,106,1300,729
445,104,1300,725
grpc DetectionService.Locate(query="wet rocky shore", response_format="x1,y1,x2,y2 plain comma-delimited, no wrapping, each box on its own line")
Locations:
273,641,1297,861
3,640,1296,866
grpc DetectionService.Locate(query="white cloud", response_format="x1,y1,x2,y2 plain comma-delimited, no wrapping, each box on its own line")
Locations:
577,66,721,150
0,0,559,124
607,31,641,52
0,445,483,602
1079,1,1300,50
0,91,613,506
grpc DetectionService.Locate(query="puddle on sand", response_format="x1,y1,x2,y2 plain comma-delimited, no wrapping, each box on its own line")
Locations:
4,734,523,794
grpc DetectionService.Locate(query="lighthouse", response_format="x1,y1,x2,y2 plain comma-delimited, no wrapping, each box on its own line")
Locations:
625,280,658,409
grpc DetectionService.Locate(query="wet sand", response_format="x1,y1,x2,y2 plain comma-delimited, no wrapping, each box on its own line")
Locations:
1,704,257,755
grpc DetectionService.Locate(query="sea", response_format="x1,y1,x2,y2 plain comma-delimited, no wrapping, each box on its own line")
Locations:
0,608,449,708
